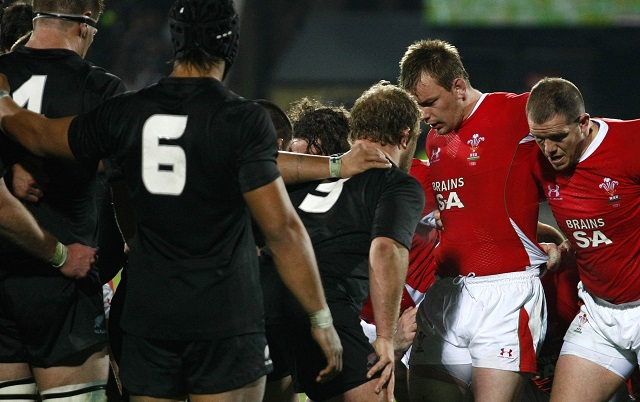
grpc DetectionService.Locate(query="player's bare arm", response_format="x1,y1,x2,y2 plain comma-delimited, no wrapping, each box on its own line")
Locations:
244,177,343,382
276,142,391,184
537,221,573,271
0,178,95,278
368,236,409,402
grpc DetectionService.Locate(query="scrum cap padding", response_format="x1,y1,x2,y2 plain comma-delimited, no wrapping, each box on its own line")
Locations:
168,0,239,70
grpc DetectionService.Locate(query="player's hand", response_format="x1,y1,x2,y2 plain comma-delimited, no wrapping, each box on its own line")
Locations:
433,210,443,230
558,238,575,267
394,306,417,358
59,243,97,279
368,336,395,402
11,162,48,203
340,142,391,178
539,242,561,271
311,325,343,383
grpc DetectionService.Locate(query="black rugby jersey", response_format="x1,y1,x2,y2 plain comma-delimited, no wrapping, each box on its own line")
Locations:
287,166,424,317
68,77,280,339
0,48,125,258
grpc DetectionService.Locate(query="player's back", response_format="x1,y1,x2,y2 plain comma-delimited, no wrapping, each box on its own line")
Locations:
0,47,125,259
68,77,281,338
286,166,423,314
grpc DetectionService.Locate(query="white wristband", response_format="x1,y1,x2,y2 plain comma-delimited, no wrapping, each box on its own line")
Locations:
310,307,333,329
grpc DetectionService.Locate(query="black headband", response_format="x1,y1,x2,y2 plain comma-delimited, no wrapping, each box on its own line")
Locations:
33,12,97,28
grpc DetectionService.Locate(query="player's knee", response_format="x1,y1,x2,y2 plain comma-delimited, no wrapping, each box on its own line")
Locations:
0,377,38,400
40,381,107,402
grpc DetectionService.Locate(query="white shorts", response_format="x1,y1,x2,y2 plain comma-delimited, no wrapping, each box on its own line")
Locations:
409,269,546,380
561,282,640,379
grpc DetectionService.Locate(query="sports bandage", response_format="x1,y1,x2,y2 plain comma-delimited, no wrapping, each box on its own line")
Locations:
310,307,333,329
329,155,342,178
49,241,68,269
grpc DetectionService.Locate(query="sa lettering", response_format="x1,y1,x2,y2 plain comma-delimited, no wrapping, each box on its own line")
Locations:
573,230,612,248
436,192,465,210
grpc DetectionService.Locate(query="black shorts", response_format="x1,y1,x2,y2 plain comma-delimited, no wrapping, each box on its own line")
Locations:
266,304,380,401
0,264,107,367
119,331,272,398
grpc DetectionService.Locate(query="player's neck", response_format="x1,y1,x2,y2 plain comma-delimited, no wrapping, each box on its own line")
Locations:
462,88,483,122
581,119,599,154
170,63,224,81
26,29,83,56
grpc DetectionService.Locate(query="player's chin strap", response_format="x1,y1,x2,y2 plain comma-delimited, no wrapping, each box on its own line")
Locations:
0,377,38,400
33,12,97,28
40,381,107,402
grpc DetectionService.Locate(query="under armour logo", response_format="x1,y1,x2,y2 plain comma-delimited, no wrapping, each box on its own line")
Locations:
547,184,560,198
499,348,513,357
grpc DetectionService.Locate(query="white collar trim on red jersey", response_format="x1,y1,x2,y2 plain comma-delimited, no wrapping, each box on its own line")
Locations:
467,93,487,120
579,119,608,163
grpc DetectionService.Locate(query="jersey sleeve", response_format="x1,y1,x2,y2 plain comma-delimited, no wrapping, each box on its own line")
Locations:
68,96,124,167
371,171,425,249
236,103,280,193
409,158,436,216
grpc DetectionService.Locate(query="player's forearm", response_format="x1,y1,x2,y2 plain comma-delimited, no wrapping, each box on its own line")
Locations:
276,151,331,184
0,95,74,159
369,238,409,339
0,182,57,261
268,217,328,314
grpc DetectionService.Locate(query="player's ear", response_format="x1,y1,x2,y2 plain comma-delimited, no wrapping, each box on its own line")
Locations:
400,129,410,148
452,78,467,98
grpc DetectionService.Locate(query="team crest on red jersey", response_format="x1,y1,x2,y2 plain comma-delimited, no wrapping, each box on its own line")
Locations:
599,177,621,203
466,133,485,165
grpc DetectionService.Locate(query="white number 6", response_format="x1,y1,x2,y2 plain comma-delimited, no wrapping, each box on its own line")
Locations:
142,114,187,195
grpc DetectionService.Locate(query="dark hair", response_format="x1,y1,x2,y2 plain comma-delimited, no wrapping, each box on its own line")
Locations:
255,99,293,150
1,1,33,52
168,0,239,78
526,77,585,125
287,98,350,156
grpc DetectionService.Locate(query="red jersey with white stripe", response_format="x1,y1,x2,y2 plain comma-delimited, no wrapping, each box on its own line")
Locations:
360,159,438,323
533,118,640,304
426,92,547,277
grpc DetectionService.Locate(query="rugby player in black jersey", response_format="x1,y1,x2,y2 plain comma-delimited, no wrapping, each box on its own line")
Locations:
0,0,127,400
261,82,424,402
